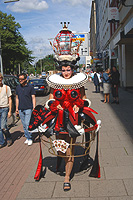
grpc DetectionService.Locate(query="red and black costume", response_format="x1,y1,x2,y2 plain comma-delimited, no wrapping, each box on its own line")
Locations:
28,23,101,181
29,73,98,138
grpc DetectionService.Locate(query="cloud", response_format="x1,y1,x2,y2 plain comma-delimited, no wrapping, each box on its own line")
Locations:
7,0,48,13
28,37,53,60
52,0,91,7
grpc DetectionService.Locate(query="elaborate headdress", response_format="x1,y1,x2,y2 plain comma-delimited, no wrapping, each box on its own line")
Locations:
50,22,82,69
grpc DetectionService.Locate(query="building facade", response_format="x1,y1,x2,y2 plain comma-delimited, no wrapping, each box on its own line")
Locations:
90,0,133,88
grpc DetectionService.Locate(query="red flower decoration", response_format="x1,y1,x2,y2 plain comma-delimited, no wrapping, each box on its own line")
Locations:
62,101,71,109
74,99,84,108
49,100,60,113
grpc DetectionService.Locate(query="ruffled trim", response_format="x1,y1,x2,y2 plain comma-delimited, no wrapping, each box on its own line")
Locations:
46,73,88,90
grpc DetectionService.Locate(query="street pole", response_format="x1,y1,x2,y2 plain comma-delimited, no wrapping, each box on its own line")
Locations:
18,63,20,74
35,63,37,77
4,0,20,3
0,35,3,75
40,59,42,74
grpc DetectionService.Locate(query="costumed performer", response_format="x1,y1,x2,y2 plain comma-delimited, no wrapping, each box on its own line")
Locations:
47,61,88,191
28,22,101,191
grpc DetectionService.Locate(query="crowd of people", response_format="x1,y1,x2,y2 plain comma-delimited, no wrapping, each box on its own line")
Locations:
89,66,120,104
0,72,36,148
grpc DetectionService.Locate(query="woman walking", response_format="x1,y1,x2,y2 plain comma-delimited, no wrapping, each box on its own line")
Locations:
103,68,111,103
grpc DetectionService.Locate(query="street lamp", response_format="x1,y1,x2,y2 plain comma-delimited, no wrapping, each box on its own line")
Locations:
4,0,19,3
0,36,3,75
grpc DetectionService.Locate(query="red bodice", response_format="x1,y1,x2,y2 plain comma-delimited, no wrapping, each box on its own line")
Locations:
53,89,84,109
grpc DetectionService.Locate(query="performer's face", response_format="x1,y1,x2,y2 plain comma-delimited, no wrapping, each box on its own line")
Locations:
61,66,72,79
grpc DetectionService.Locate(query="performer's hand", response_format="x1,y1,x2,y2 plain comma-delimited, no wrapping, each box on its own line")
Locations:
114,85,116,88
57,104,63,110
73,105,79,113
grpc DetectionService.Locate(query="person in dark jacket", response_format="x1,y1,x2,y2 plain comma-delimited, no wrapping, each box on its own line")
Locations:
93,70,101,93
111,66,120,104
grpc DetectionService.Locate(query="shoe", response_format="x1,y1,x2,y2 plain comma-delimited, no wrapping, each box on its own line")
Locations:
111,100,116,104
24,139,29,144
0,143,6,149
63,182,71,191
28,139,33,146
7,139,13,147
116,101,119,104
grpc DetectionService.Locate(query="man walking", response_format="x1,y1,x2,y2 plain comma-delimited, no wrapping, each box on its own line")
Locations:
93,70,101,93
111,66,120,104
16,73,36,146
0,73,13,148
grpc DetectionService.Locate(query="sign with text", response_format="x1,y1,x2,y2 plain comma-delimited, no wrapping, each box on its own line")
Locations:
108,7,119,22
73,32,89,56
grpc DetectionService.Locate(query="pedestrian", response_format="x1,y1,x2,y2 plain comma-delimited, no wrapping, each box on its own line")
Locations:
15,73,36,146
27,73,30,83
0,73,13,148
102,68,111,103
90,70,94,81
110,66,120,104
93,70,101,93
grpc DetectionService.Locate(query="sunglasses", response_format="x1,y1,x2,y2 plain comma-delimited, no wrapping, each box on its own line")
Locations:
19,78,25,81
61,69,71,72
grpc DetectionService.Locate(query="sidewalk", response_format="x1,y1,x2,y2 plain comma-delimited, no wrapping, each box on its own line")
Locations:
0,81,133,200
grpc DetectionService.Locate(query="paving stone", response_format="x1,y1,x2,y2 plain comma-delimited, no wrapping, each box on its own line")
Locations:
26,164,65,183
17,199,70,200
99,141,111,149
124,146,133,156
72,198,109,200
90,180,127,197
73,167,105,180
109,197,133,200
115,156,133,166
53,181,89,198
101,147,128,157
17,182,55,199
100,154,117,167
118,134,132,141
110,140,133,148
99,133,120,142
104,166,133,179
123,179,133,196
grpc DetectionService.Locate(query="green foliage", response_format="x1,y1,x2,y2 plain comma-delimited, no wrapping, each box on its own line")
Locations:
34,54,56,74
0,11,33,74
33,54,84,74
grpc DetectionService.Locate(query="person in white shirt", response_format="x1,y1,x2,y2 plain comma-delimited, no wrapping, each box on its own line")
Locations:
0,73,12,148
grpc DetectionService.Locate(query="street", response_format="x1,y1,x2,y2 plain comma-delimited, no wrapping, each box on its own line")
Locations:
0,81,133,200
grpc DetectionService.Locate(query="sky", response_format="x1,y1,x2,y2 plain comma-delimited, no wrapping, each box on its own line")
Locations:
1,0,92,63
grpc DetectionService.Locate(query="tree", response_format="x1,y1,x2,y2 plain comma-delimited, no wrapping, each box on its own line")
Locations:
35,54,55,74
0,11,33,74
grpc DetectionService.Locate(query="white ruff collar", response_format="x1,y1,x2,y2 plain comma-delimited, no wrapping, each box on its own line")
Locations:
46,73,88,90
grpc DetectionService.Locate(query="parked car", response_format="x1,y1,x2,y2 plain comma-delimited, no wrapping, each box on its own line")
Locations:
29,78,50,95
41,72,47,78
3,75,20,126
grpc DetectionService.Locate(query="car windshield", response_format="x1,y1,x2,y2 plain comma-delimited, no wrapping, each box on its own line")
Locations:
4,76,19,88
29,80,46,85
